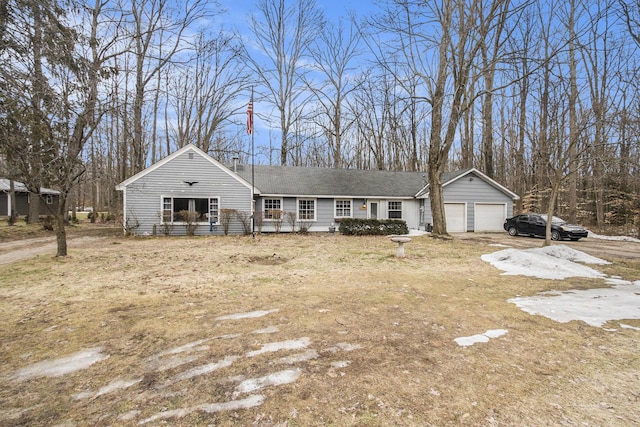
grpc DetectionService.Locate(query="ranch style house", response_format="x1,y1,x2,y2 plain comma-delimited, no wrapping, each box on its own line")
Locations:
116,144,519,236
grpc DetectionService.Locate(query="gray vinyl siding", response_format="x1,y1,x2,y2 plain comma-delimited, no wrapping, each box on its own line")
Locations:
123,151,251,236
422,172,514,231
0,193,58,217
255,196,418,232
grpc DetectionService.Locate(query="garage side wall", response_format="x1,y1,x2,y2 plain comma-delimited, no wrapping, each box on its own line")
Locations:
123,151,252,236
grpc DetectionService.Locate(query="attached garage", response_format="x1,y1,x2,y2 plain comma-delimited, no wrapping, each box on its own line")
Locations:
420,169,519,233
445,203,466,232
474,203,507,232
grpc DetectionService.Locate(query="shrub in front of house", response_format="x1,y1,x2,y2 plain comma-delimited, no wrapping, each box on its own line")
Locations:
338,218,408,236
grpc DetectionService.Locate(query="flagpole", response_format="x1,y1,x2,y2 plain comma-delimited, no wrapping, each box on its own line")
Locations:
250,87,255,238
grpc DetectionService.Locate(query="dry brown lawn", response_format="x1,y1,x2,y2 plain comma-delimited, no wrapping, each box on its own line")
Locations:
0,232,639,426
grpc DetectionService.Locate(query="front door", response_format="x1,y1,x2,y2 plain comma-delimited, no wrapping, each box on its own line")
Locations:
370,202,378,219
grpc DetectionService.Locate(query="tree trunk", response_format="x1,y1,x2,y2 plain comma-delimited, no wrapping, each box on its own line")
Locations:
8,179,17,224
428,166,447,235
56,192,68,257
567,0,578,223
28,192,41,224
515,75,527,213
543,175,562,247
482,66,495,178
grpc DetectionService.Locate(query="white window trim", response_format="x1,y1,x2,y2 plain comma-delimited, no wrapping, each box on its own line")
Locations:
161,196,220,225
262,197,284,221
334,198,353,218
388,200,403,219
297,198,317,222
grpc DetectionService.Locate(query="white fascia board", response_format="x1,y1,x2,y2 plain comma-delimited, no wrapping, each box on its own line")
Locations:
258,193,415,199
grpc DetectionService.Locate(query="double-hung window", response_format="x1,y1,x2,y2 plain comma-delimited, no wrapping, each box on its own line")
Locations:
162,197,219,224
298,199,316,221
335,199,352,218
388,201,402,219
263,198,282,220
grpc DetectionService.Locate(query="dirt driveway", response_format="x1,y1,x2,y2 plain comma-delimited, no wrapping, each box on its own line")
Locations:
454,232,640,261
0,236,108,266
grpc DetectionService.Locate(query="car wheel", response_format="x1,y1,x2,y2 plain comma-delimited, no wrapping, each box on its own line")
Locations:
551,230,561,241
507,226,518,236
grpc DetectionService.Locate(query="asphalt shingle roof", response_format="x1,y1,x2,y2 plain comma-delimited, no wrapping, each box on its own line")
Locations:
236,165,430,198
0,179,59,194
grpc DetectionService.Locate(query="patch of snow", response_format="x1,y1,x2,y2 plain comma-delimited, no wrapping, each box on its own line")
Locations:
252,325,279,334
331,360,351,368
215,309,279,321
489,243,510,247
11,347,109,381
455,334,489,346
173,356,238,382
246,338,311,357
149,355,200,372
509,283,640,327
214,333,242,339
454,329,508,347
620,324,640,331
483,329,509,338
605,278,635,286
277,349,319,364
484,245,640,327
118,410,141,421
73,378,142,400
533,245,610,265
235,369,302,394
335,342,362,352
0,405,43,422
481,245,607,280
587,231,640,243
138,395,265,424
157,339,211,356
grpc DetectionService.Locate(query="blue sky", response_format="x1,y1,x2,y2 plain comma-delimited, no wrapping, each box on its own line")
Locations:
212,0,382,164
225,0,378,23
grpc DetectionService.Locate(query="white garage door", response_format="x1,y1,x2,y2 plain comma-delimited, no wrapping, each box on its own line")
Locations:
445,203,466,232
475,203,506,232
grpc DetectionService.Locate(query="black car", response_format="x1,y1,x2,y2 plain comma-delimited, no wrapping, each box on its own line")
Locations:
503,214,588,241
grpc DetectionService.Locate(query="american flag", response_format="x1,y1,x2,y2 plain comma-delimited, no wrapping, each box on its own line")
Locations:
246,98,253,135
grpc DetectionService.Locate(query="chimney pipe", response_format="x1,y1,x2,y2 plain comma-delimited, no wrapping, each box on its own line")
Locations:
232,156,239,173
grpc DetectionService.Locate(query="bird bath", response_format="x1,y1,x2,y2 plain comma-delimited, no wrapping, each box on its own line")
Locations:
390,236,411,257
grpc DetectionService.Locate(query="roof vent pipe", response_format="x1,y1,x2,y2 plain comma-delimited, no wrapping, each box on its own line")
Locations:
232,156,239,173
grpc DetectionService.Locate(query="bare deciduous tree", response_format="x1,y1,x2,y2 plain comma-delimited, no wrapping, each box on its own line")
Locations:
124,0,213,173
307,18,361,168
245,0,324,165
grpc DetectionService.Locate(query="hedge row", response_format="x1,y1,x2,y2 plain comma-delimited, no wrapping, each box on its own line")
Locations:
338,218,409,236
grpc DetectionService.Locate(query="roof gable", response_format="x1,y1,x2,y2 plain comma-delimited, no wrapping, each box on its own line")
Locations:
115,144,253,191
415,168,519,200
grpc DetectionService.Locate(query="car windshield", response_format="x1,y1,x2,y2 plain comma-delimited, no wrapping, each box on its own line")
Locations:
539,214,565,225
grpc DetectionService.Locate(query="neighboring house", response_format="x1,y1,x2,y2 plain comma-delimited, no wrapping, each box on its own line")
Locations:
0,179,60,217
116,144,519,236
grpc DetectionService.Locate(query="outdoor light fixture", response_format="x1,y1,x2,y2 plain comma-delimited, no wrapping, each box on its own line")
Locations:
361,199,367,209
